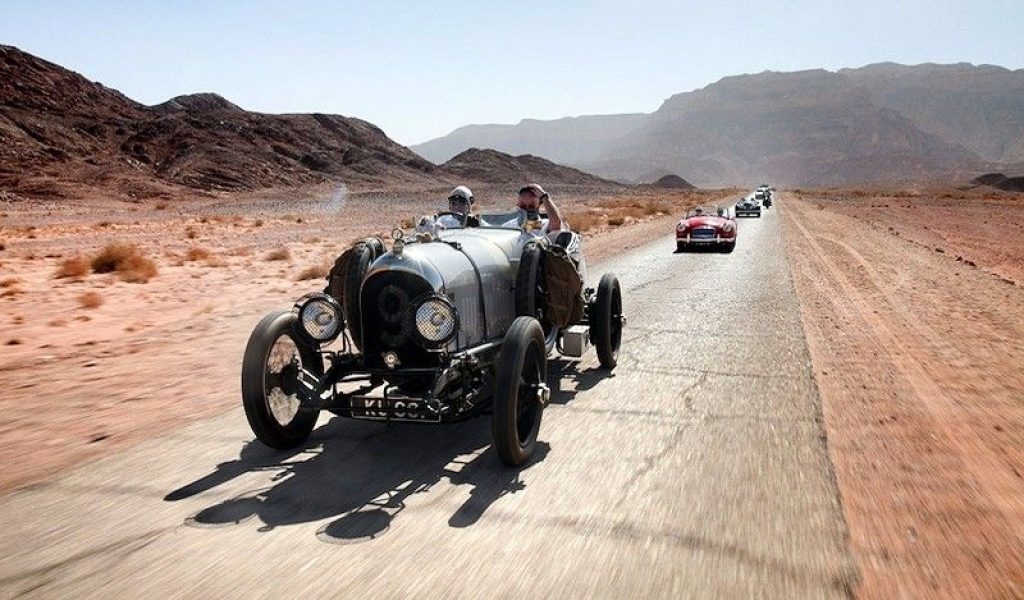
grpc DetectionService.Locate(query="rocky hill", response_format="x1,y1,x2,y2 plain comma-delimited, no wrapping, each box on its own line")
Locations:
414,63,1024,187
441,148,621,189
646,174,696,189
971,172,1024,192
0,45,446,199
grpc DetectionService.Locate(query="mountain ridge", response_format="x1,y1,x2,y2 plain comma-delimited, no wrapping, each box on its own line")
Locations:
413,62,1022,187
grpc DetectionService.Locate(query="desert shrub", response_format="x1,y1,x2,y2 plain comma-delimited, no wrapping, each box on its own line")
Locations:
0,277,19,288
78,291,103,308
264,247,291,261
607,216,626,227
154,201,169,210
296,264,329,281
55,255,90,279
185,246,213,262
253,219,264,227
565,211,605,233
0,240,6,251
91,242,158,283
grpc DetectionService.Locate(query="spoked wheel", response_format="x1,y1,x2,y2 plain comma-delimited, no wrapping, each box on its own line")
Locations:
241,311,323,449
591,273,623,369
516,243,559,353
492,317,548,466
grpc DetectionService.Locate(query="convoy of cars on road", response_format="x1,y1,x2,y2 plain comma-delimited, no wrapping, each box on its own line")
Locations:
675,184,775,252
240,182,775,466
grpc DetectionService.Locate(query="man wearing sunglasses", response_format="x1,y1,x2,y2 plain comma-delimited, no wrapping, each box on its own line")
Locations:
417,185,479,234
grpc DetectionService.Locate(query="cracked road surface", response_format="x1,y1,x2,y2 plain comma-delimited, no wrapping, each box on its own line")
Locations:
0,207,857,598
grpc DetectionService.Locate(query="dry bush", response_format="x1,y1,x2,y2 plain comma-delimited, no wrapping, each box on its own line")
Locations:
607,215,627,227
253,219,264,227
264,247,291,262
78,291,103,309
399,217,415,229
185,246,213,262
91,242,158,283
296,264,329,281
5,338,22,346
48,318,67,327
0,277,19,288
565,211,605,233
185,226,197,239
0,240,6,251
154,201,169,210
55,255,90,279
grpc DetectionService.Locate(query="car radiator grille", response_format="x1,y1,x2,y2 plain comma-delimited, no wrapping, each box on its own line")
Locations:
692,228,715,238
360,272,439,369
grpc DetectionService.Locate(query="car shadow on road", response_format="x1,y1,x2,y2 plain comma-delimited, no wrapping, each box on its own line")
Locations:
547,358,610,405
165,419,537,541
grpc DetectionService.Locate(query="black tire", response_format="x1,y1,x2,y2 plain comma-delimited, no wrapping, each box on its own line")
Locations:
515,243,557,352
591,273,623,369
723,241,736,253
492,317,547,466
344,240,381,350
676,241,687,253
241,311,323,449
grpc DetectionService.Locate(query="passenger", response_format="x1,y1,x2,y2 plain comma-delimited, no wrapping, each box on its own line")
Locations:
503,183,567,234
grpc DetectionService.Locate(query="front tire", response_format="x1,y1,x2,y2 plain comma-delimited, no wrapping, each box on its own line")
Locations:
241,311,323,449
676,241,687,253
492,317,547,466
591,273,623,369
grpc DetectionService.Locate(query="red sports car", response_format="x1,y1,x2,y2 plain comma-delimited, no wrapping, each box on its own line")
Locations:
675,206,736,253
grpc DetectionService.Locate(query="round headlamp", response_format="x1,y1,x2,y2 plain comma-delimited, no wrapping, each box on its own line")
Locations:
294,293,344,343
414,296,458,345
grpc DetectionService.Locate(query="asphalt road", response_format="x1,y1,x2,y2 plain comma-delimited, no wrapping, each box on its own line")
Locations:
0,206,857,598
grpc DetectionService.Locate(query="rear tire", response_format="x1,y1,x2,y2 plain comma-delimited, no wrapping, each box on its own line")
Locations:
242,311,323,449
515,243,557,352
492,317,547,466
591,273,623,369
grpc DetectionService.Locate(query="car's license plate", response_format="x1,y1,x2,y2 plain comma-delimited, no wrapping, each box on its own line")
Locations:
350,396,440,422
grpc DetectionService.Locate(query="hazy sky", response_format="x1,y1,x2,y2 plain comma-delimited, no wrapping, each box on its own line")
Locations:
3,1,1022,145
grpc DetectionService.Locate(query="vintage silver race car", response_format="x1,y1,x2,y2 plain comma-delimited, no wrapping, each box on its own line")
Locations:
241,215,624,466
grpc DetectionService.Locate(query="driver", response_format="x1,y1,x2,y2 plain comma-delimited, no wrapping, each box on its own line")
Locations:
416,185,478,234
693,206,705,216
503,183,567,234
716,207,725,216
